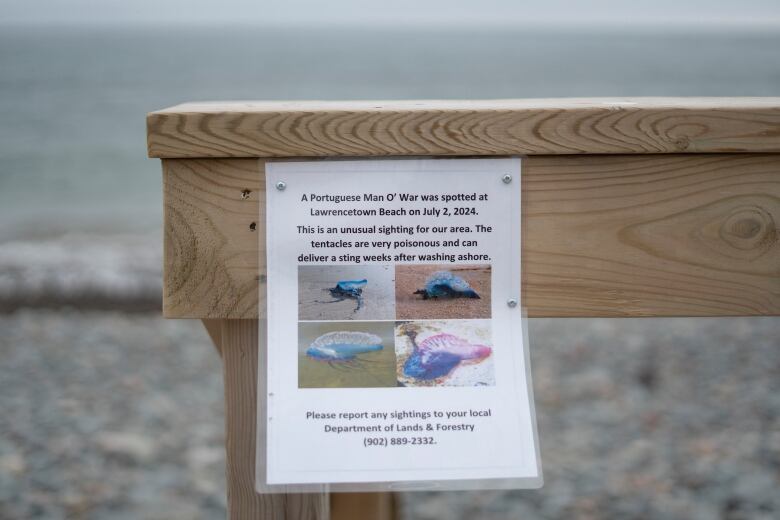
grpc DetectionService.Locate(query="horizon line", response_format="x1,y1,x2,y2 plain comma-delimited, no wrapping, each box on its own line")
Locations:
2,18,780,31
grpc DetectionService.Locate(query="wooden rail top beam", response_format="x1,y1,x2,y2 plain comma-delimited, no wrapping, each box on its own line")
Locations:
147,98,780,159
150,98,780,319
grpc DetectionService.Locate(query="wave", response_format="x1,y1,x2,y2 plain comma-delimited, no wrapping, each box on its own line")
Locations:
0,234,162,312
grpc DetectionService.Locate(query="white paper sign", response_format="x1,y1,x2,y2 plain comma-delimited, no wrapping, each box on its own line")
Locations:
261,158,540,491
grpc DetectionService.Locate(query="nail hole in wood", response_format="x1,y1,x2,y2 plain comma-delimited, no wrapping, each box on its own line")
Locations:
241,189,251,200
249,222,257,232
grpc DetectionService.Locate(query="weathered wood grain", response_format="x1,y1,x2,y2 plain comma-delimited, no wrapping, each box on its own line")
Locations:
163,155,780,318
523,154,780,316
163,159,263,317
148,98,780,158
222,319,329,520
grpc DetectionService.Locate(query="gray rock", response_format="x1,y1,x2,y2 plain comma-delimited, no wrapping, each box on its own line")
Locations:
96,432,157,463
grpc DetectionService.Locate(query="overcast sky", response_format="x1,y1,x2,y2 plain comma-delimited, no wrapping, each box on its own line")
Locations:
2,0,780,27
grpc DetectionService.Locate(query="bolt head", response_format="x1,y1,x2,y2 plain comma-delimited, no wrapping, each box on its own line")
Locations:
502,174,512,184
507,298,518,308
275,180,287,191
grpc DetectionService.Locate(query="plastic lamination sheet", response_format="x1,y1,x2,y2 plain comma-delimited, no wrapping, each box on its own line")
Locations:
258,158,541,492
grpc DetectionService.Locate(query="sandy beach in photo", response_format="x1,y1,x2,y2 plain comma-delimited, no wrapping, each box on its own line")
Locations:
298,265,395,321
395,264,491,320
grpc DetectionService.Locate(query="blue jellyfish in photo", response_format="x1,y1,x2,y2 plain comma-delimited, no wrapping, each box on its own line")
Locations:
323,279,367,311
414,271,480,300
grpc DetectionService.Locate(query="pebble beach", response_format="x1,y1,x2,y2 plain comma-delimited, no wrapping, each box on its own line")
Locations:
1,308,777,519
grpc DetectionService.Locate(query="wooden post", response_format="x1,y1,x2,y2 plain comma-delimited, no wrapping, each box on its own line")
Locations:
149,98,780,520
221,320,328,520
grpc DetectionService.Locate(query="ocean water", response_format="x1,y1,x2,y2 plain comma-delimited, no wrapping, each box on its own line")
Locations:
0,24,779,304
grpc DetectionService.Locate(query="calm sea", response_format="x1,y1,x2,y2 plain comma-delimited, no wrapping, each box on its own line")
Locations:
2,25,780,235
0,25,778,303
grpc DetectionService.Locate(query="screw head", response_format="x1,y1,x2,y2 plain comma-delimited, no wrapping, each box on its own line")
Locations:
507,298,518,308
275,180,287,191
502,174,512,184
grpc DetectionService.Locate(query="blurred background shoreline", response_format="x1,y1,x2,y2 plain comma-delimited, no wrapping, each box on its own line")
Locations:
2,24,779,315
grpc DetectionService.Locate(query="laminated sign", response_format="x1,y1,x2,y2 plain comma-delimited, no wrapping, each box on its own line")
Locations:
261,158,541,492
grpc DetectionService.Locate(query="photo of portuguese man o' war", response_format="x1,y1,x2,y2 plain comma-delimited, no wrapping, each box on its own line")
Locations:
327,279,368,311
298,322,397,388
414,270,481,300
395,320,494,387
306,331,382,363
396,264,491,320
298,265,395,320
